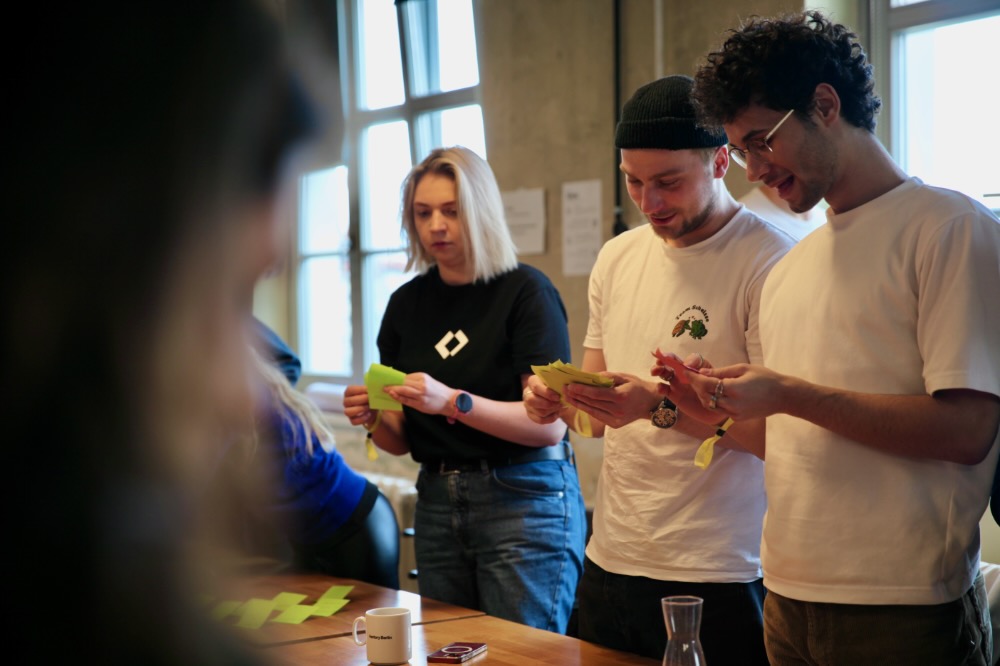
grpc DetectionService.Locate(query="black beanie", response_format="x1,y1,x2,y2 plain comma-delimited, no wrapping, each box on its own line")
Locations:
615,75,727,150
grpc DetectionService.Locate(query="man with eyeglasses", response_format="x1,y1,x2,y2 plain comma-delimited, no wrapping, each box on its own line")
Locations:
690,11,1000,664
734,107,826,241
523,74,793,665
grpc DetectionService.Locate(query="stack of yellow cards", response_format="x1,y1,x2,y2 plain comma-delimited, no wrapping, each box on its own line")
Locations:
530,361,613,438
530,360,614,400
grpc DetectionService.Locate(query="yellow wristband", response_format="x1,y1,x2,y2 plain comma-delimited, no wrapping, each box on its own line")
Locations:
363,410,382,433
694,418,734,470
363,411,381,461
572,408,594,438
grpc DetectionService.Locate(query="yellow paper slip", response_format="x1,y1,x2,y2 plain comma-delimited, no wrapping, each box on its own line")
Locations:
531,360,614,399
365,363,405,411
530,361,613,438
210,584,355,629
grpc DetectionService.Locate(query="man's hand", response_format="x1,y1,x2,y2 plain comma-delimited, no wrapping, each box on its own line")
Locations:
689,363,787,420
651,350,725,424
563,372,660,429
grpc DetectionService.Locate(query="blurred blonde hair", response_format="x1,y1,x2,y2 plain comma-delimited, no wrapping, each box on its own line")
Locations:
400,146,518,283
249,346,334,457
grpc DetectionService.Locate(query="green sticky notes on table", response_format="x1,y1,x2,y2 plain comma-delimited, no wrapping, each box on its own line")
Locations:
308,597,351,618
365,363,405,410
319,585,354,600
210,600,242,621
272,592,307,610
235,598,277,629
271,604,317,625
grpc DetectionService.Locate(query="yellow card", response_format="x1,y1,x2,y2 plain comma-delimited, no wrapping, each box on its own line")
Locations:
235,598,276,629
365,363,405,411
531,361,613,401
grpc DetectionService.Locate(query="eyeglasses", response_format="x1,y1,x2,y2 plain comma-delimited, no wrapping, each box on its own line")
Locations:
728,108,795,169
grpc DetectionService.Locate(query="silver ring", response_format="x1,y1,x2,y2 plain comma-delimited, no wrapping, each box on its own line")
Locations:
696,353,705,369
708,396,717,410
522,386,534,400
714,379,725,399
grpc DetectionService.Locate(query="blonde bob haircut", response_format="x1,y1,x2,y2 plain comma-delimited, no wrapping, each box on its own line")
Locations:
401,146,518,283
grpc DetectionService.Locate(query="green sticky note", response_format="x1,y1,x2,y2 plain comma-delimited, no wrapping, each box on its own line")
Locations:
319,585,354,600
235,598,276,629
365,363,405,411
271,604,316,625
210,600,242,621
272,592,307,610
308,597,351,617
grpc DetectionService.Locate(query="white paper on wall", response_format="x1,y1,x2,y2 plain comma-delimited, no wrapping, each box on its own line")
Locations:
561,179,602,277
502,187,546,255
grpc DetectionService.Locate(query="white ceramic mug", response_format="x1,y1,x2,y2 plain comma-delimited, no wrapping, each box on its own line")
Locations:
352,607,412,665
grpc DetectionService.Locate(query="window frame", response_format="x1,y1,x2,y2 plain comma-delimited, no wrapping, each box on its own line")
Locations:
865,0,1000,168
292,0,483,387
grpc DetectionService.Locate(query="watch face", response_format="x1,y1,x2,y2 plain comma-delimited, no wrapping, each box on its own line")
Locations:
455,392,473,414
651,399,678,429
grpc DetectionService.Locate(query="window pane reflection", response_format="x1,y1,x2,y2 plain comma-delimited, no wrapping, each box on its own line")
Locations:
360,0,404,109
403,0,479,97
363,121,412,251
363,251,413,367
301,256,352,376
300,166,350,254
898,13,1000,209
414,104,486,159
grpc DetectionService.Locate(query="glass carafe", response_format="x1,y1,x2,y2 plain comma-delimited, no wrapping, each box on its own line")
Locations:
662,595,707,666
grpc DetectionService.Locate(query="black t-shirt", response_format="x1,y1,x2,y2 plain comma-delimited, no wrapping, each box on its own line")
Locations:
377,263,570,462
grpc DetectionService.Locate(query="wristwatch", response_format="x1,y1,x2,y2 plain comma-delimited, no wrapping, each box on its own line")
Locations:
650,398,678,429
447,391,473,424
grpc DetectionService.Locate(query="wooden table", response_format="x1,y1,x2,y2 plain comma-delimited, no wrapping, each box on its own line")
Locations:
266,614,661,665
217,574,485,646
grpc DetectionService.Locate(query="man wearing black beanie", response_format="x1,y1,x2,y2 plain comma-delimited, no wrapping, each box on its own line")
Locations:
524,74,794,665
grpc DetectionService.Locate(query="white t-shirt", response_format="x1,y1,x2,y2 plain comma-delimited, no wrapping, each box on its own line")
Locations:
584,209,794,582
760,177,1000,605
739,186,826,241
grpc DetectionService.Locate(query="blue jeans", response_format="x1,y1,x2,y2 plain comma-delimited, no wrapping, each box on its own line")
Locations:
578,556,769,665
413,458,586,633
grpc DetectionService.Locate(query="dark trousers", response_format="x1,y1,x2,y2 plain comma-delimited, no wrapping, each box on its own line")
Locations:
764,573,991,665
577,556,769,665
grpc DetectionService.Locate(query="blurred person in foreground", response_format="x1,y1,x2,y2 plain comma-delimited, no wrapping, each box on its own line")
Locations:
211,321,400,588
690,11,1000,664
343,146,586,633
522,75,793,663
6,1,325,662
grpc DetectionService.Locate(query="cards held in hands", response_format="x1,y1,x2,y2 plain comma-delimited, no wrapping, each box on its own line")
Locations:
530,360,614,401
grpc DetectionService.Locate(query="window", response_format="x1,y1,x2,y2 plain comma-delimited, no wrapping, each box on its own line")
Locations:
296,0,486,382
867,0,1000,212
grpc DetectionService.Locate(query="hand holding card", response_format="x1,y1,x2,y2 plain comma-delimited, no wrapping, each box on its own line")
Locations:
652,348,698,384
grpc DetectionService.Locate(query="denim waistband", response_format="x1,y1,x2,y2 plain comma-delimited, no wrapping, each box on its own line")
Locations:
421,440,573,475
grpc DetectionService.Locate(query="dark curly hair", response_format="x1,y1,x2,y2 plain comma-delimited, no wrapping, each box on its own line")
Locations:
692,11,880,131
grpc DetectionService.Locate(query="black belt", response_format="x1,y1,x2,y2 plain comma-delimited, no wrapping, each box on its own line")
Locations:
422,440,574,475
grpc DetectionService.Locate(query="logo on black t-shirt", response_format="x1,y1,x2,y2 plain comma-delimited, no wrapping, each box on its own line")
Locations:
435,330,469,359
